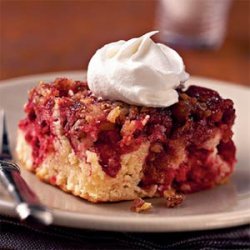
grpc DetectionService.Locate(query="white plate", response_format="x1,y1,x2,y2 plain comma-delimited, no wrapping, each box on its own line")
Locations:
0,71,249,232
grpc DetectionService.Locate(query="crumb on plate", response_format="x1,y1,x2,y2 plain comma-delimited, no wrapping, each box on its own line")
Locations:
164,189,185,208
130,198,152,213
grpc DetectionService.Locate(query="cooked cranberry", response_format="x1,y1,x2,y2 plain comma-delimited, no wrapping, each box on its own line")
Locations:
217,140,236,165
95,130,122,177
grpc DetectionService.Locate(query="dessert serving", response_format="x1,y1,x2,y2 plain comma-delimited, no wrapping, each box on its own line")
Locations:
16,31,236,204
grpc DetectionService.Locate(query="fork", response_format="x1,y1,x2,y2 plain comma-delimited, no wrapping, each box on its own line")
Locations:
0,109,53,225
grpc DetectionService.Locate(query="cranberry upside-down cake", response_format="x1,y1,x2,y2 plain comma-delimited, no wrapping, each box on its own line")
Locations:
16,78,236,202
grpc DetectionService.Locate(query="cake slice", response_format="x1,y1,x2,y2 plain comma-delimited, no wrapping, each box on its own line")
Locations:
16,78,236,202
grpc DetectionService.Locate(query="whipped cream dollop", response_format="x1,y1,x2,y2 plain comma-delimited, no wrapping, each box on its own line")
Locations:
87,31,189,107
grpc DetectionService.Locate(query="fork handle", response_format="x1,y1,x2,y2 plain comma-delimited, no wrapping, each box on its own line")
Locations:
0,161,53,225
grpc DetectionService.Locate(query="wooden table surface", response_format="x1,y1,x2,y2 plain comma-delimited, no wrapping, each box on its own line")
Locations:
1,0,249,86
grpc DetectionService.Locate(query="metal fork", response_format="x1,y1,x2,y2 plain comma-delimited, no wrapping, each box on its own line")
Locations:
0,109,53,225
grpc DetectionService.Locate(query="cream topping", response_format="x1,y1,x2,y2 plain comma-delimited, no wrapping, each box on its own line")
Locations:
87,31,189,107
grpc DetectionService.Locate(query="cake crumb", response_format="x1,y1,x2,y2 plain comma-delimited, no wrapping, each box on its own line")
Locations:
107,106,121,123
163,189,185,208
130,198,152,213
